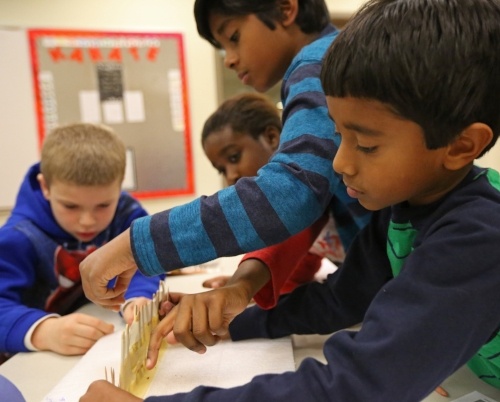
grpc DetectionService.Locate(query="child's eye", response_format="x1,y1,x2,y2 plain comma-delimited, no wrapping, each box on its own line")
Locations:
356,145,378,154
229,31,239,43
63,204,78,210
97,203,111,209
228,152,241,163
334,131,342,137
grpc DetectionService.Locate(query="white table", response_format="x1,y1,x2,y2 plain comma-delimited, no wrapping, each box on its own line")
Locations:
2,256,500,401
0,256,242,402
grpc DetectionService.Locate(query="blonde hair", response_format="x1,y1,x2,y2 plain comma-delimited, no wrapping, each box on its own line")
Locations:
40,123,126,186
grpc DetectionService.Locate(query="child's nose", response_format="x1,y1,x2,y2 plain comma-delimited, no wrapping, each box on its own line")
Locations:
79,211,96,227
225,166,240,186
333,144,355,177
223,49,237,69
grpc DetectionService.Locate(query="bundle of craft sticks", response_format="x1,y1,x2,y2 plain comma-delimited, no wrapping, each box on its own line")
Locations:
118,280,168,396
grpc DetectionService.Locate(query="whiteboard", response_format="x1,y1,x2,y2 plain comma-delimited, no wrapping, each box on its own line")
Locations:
0,27,39,210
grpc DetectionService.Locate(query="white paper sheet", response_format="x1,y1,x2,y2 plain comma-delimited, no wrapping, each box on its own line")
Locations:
41,330,295,402
124,91,145,123
452,391,499,402
122,148,137,191
79,90,101,123
102,99,124,124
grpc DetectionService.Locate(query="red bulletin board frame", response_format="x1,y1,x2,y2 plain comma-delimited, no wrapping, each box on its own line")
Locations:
28,29,194,199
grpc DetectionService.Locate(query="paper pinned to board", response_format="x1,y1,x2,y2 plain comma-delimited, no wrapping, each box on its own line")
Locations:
41,330,295,402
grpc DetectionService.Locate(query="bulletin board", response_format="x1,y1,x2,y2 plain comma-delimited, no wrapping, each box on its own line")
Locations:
28,29,194,198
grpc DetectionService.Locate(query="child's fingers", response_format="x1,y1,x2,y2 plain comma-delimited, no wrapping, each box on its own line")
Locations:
159,300,176,316
172,298,209,354
435,385,449,397
147,307,177,369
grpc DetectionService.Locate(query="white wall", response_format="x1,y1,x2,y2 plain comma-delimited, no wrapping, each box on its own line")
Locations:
326,0,368,17
0,0,222,224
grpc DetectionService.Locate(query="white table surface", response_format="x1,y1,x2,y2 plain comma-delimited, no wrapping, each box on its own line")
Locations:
1,255,500,402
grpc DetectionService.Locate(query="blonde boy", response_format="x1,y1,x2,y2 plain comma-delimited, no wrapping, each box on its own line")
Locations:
0,123,160,358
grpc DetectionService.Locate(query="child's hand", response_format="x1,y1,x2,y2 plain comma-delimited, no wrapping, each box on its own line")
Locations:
122,297,151,325
80,229,137,311
79,379,142,402
435,385,449,397
159,294,178,318
146,285,252,369
202,275,230,289
31,313,114,355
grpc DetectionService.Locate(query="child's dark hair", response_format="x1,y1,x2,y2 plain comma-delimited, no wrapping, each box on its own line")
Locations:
201,93,282,144
320,0,500,156
194,0,330,48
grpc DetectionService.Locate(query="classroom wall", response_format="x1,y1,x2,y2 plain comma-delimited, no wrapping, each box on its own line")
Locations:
326,0,368,17
0,0,223,225
0,0,499,225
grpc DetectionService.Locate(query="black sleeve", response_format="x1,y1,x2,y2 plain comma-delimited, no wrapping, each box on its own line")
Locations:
230,209,393,340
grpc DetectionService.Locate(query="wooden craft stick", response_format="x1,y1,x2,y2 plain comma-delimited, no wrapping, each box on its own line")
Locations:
116,278,168,396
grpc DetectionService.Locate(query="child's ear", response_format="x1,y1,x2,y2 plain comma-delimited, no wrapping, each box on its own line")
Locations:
262,126,281,151
279,0,299,27
444,123,493,170
37,173,51,200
